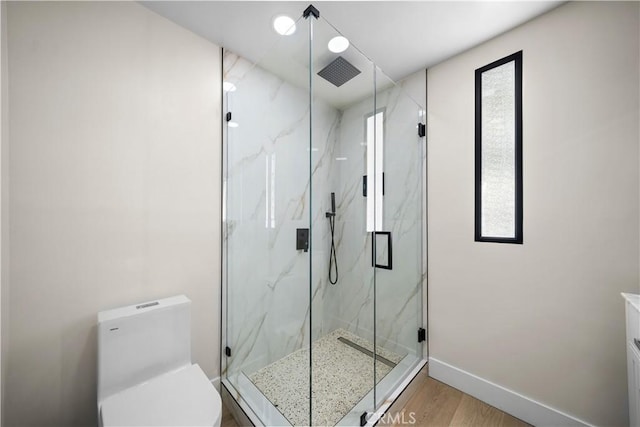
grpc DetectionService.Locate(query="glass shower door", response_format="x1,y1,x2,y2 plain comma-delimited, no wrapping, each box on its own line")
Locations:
222,15,314,426
372,69,425,413
309,15,377,426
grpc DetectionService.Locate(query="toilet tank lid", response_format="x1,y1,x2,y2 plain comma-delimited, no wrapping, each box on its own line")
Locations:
98,295,190,323
100,364,221,427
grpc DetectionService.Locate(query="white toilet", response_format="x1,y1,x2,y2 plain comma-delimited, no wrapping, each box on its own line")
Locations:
97,295,222,427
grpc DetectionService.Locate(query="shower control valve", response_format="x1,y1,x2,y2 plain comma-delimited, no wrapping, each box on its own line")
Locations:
296,228,309,252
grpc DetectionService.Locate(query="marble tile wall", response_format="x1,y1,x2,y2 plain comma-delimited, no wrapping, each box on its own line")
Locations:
324,76,424,357
223,51,339,377
223,50,425,383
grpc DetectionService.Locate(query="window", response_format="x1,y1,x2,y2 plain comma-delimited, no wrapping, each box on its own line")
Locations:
475,51,523,244
366,111,384,232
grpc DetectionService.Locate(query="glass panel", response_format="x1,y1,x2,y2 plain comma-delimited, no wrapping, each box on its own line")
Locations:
310,15,377,426
372,67,425,411
222,15,312,427
481,61,516,238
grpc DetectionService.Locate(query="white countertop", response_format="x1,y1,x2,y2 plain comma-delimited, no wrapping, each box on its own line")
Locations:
622,292,640,312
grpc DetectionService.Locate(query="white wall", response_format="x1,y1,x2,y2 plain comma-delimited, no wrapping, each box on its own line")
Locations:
4,2,221,426
427,2,639,426
0,1,7,424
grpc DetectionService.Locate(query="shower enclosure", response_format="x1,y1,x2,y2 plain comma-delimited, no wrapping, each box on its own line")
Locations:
221,6,426,426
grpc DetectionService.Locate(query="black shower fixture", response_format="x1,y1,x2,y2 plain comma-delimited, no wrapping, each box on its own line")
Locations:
318,56,361,88
326,192,338,284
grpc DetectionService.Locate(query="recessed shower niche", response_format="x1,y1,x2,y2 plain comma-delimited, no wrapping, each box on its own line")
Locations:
221,5,426,426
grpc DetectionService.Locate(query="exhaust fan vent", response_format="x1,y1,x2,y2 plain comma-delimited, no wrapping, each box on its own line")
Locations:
317,56,361,87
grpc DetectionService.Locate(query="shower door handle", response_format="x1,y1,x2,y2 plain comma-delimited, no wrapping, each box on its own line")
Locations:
372,231,392,270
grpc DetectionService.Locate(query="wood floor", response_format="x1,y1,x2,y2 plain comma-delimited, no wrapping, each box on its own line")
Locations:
221,398,241,427
220,365,530,427
377,366,530,427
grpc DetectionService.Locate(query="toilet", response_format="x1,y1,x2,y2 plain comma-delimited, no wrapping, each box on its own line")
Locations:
97,295,222,427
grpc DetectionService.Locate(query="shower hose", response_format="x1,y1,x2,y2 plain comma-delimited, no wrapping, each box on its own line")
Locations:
328,214,338,285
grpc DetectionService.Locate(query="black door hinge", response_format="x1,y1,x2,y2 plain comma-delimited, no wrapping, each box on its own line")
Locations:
226,112,232,122
418,123,426,137
418,328,426,343
303,5,320,19
225,346,232,357
360,411,368,426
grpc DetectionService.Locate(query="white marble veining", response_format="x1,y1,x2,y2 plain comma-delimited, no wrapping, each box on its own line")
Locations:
223,51,340,378
324,77,424,359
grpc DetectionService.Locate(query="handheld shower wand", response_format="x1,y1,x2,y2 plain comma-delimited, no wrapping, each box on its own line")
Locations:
325,193,335,217
326,192,338,285
331,192,335,216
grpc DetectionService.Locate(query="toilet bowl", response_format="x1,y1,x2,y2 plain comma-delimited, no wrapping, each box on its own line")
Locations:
97,295,222,427
100,364,221,427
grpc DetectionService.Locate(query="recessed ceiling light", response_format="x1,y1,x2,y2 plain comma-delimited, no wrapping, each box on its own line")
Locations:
273,15,296,36
223,81,236,92
328,36,349,53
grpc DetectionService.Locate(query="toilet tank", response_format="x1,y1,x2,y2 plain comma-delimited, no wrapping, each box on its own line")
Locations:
97,295,191,403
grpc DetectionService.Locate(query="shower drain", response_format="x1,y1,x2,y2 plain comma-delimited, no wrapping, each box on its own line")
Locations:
336,336,397,368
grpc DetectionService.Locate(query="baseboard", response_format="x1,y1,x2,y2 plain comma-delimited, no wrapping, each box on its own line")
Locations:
210,376,221,392
428,358,594,427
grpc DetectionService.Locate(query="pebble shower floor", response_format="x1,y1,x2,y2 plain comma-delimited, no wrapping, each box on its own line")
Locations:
249,329,404,426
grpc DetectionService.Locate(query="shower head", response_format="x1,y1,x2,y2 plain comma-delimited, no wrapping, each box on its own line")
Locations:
317,56,361,88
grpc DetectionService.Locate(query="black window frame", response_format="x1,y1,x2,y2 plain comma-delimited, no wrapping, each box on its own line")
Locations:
475,50,523,244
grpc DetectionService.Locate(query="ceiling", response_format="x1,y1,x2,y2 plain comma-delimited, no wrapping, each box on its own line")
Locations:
142,1,563,108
